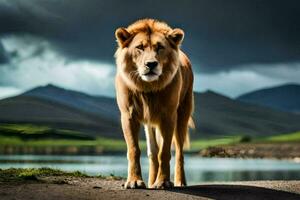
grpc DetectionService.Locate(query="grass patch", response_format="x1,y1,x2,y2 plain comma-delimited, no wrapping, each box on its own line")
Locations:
0,168,125,182
0,123,93,140
0,134,241,152
0,124,51,135
0,168,88,182
2,123,299,153
0,123,254,152
0,136,127,150
264,131,300,143
0,123,128,151
11,168,87,177
0,136,148,152
0,123,148,152
190,136,243,150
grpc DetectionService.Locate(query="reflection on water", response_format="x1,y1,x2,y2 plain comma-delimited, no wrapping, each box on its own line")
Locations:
1,155,300,184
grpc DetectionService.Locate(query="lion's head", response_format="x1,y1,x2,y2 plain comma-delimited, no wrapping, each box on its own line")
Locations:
115,19,184,92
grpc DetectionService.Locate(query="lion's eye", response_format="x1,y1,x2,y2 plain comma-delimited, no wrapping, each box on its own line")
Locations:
156,44,164,52
136,44,144,50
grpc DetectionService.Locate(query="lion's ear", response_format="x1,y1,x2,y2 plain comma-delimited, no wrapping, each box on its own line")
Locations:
115,27,131,47
168,28,184,47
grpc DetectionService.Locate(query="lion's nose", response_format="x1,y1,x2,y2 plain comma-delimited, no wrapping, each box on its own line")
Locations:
146,61,158,70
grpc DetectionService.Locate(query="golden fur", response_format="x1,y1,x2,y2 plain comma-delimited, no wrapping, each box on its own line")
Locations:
114,19,194,189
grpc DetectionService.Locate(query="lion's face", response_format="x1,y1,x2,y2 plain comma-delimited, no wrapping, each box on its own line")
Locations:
129,32,172,82
115,19,184,91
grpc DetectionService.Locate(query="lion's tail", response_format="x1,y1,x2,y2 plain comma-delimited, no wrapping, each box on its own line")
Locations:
183,116,195,150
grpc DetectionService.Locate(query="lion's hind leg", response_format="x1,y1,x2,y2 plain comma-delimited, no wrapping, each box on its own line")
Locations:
174,119,188,187
174,91,193,187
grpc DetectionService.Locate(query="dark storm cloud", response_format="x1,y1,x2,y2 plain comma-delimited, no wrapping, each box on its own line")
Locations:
0,0,300,72
0,42,8,64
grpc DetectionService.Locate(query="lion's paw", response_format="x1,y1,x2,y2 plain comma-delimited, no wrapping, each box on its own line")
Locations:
152,180,174,189
174,181,187,187
123,179,146,189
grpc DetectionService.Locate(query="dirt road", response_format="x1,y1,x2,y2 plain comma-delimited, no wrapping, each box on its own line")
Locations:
1,176,300,200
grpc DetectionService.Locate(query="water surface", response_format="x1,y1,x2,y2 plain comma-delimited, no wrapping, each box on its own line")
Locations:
1,155,300,185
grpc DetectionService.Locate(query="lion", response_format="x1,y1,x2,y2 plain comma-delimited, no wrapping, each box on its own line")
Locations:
114,19,194,189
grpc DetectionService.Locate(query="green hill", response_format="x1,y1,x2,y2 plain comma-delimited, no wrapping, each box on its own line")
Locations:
0,85,299,140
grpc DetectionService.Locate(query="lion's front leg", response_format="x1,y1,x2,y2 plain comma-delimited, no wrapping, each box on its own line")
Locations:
145,125,159,188
153,115,176,189
121,114,146,189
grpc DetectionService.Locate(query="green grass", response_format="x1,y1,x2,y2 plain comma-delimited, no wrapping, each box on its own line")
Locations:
0,133,238,152
0,168,88,181
0,123,93,140
0,168,125,182
264,131,300,143
0,123,146,151
0,124,51,135
0,136,22,144
190,136,243,150
17,168,88,178
0,136,127,150
190,131,300,150
1,123,299,152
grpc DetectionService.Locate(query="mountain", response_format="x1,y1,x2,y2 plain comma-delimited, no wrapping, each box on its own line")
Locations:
0,84,300,139
0,85,121,138
23,84,120,122
237,83,300,114
195,90,300,137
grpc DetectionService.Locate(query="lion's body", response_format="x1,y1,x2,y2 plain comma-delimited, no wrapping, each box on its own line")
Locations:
114,19,194,189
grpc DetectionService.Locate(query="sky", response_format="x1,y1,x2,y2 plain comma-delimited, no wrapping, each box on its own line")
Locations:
0,0,300,99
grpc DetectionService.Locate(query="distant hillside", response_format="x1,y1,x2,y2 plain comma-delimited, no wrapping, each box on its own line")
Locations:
0,93,121,139
0,84,300,139
23,84,120,122
237,83,300,114
195,91,300,138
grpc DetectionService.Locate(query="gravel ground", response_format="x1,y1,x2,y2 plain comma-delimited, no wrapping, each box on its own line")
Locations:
1,176,300,200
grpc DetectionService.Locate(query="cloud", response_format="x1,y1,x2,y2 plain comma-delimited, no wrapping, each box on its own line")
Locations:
0,0,300,72
0,41,8,64
0,35,116,97
0,86,22,99
0,34,299,100
195,63,300,97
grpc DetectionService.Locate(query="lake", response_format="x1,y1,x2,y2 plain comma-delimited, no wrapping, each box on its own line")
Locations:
1,154,300,185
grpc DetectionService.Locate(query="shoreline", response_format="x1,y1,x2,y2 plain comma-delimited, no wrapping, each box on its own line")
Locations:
0,174,300,200
199,142,300,160
2,142,300,160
